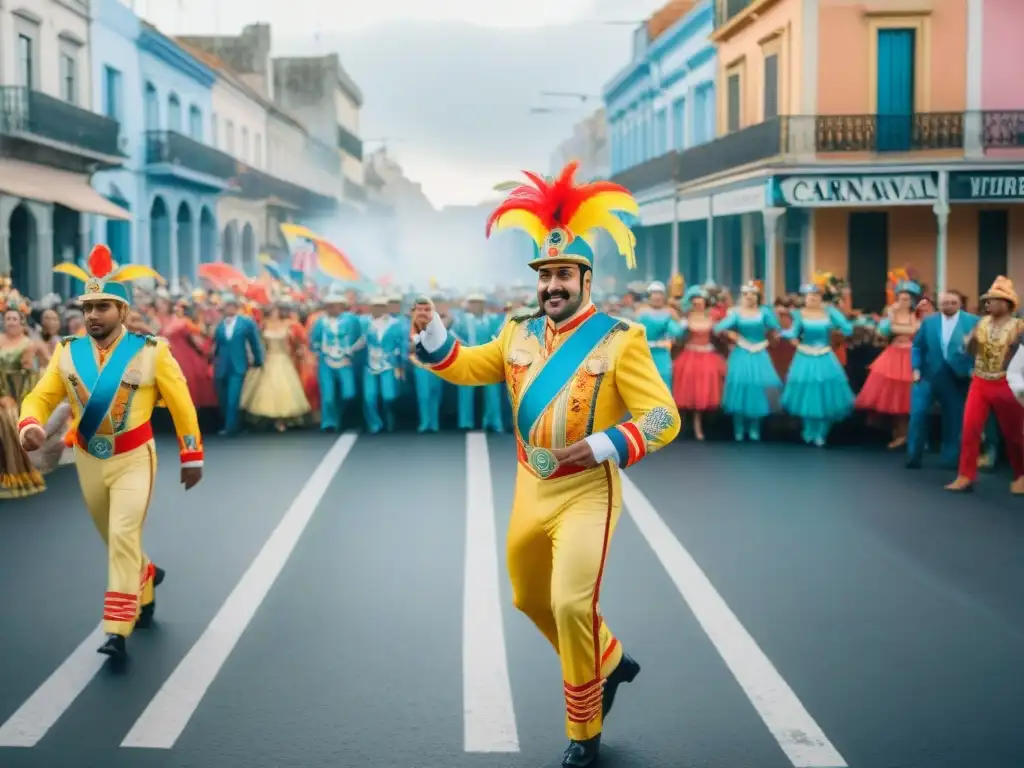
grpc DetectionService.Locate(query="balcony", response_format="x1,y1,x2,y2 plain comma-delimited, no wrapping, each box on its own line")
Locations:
677,117,784,184
0,86,122,164
610,112,1014,194
235,164,336,213
144,130,237,181
983,111,1024,147
611,151,679,191
337,124,363,161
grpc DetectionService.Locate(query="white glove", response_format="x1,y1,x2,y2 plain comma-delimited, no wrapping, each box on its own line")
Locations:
1007,346,1024,404
415,311,448,353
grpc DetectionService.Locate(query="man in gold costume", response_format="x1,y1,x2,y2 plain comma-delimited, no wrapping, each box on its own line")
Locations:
19,245,204,660
946,276,1024,493
414,163,680,767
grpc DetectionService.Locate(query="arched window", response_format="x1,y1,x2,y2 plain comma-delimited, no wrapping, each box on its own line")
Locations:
188,105,202,140
168,94,181,132
144,82,159,130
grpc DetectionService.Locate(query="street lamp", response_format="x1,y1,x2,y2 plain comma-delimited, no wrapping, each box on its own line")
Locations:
540,91,599,102
529,106,586,115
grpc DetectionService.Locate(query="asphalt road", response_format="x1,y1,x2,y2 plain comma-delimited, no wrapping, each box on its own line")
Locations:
0,432,1021,768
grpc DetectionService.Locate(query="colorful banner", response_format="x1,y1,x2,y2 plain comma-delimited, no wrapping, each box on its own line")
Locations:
279,224,361,283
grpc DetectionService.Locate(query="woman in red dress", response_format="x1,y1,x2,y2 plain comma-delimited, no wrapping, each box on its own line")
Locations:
854,275,921,449
672,285,727,441
162,299,218,410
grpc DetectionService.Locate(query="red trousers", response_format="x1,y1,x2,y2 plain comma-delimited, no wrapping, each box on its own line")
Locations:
958,376,1024,481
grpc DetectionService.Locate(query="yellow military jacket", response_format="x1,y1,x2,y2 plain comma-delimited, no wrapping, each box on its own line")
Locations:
19,329,203,465
418,303,679,477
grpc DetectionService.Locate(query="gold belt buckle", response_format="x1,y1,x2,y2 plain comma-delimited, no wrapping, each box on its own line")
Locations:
525,445,559,479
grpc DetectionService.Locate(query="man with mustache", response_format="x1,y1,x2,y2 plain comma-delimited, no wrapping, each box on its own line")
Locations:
413,163,680,767
19,245,203,660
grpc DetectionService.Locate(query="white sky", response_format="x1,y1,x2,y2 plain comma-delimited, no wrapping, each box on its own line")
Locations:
133,0,667,207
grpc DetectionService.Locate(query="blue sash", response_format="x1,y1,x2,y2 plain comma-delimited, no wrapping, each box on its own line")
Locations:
515,312,619,443
70,333,146,448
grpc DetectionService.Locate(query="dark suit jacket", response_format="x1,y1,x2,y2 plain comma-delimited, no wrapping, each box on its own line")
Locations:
911,311,978,380
213,315,264,378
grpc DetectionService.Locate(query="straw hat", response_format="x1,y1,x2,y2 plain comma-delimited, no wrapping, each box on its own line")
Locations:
980,275,1018,308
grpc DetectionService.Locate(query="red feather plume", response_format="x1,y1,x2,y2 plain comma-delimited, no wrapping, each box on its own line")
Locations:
87,244,114,278
485,161,633,238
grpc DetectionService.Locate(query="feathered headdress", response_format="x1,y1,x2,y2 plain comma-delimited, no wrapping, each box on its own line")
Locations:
0,286,29,315
53,244,164,304
485,161,640,271
887,266,922,305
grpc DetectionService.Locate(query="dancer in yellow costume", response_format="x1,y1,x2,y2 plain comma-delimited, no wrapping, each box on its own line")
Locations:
414,162,680,767
19,245,204,661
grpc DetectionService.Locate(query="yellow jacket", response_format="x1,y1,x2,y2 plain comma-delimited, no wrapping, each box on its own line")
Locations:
18,329,204,465
417,304,678,476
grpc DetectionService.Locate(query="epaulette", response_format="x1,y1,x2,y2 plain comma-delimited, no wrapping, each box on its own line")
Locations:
144,334,159,347
59,335,75,347
508,306,537,323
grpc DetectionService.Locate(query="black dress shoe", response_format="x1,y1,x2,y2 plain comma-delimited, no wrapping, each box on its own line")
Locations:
97,633,127,660
562,734,600,767
603,653,640,718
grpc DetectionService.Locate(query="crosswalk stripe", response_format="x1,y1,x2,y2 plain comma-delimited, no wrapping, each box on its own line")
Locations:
119,433,359,749
0,625,107,747
463,433,519,752
621,473,847,768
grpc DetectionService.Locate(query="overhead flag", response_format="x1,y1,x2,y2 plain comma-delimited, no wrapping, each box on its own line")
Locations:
279,224,361,283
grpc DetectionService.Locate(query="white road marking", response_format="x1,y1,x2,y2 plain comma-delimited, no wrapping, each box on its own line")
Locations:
462,432,519,752
120,433,359,749
621,474,847,768
0,625,107,746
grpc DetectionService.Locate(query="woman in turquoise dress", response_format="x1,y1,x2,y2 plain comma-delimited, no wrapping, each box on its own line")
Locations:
713,281,782,441
634,280,684,390
780,282,855,446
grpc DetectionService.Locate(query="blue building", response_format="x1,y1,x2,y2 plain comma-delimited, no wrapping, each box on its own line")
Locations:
136,22,228,286
603,0,715,288
90,0,143,268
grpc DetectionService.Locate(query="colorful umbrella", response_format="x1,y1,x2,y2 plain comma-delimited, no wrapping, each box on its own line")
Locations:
280,224,361,282
198,262,247,289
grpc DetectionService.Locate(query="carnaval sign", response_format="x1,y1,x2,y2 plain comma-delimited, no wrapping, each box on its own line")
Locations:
948,171,1024,201
771,174,939,207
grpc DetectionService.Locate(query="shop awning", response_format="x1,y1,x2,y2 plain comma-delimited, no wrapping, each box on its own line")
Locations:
0,158,131,220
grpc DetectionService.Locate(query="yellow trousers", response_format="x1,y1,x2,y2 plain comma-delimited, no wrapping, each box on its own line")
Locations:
74,441,157,636
507,462,624,741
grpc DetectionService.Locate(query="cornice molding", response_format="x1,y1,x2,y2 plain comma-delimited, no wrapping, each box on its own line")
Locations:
139,26,215,88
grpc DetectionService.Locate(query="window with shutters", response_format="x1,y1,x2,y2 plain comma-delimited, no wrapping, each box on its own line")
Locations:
727,73,741,132
763,53,779,119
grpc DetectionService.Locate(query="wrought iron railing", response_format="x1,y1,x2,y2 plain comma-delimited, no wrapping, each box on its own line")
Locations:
0,86,121,157
982,111,1024,147
786,113,965,153
611,111,1022,194
144,130,237,179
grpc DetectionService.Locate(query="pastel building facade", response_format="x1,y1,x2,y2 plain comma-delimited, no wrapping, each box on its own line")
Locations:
138,24,227,285
89,0,142,269
614,0,1024,308
603,0,716,287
